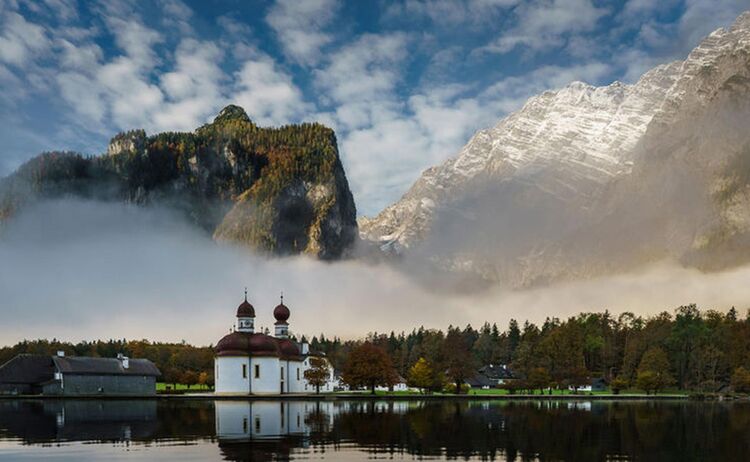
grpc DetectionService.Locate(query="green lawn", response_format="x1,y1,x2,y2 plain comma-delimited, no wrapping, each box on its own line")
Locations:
153,384,688,396
465,387,687,396
157,382,213,392
467,388,606,396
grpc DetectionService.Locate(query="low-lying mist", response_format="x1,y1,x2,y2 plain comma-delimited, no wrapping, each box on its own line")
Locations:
1,199,750,346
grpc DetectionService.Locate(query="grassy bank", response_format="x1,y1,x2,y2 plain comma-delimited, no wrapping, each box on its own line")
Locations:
157,383,213,392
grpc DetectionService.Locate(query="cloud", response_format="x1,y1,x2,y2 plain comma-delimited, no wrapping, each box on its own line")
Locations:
315,33,408,108
0,11,51,68
612,0,748,84
482,0,608,54
482,62,613,102
621,0,678,19
677,0,749,52
154,38,226,131
157,0,194,35
383,0,519,26
104,16,163,70
2,199,750,345
39,0,79,22
266,0,340,66
310,33,426,213
232,55,310,126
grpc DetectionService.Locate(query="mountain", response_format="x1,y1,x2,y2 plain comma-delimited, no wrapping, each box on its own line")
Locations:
0,105,358,259
360,12,750,287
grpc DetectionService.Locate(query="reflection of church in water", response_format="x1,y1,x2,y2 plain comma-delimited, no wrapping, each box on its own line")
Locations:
215,401,336,440
214,400,412,460
215,292,334,395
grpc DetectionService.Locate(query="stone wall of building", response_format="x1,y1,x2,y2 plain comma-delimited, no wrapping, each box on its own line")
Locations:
43,375,156,396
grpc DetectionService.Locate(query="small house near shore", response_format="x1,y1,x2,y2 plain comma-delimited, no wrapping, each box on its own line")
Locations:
0,352,160,396
467,364,517,389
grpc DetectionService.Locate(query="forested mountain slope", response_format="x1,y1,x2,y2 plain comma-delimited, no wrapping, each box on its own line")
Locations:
0,105,357,259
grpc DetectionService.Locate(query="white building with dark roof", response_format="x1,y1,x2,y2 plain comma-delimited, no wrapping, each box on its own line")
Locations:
214,293,334,395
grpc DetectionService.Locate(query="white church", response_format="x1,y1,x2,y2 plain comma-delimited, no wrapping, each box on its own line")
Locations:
214,292,335,395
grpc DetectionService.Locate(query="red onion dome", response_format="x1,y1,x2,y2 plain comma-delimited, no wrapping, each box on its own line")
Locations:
273,303,290,323
237,300,255,318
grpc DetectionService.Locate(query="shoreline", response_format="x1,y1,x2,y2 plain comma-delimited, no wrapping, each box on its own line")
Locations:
0,393,692,401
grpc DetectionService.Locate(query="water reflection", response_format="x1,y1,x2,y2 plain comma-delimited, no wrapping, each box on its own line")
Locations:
0,400,159,442
1,399,749,461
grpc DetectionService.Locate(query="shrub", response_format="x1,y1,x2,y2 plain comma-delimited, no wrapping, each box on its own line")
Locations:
731,367,750,393
610,377,629,395
443,383,470,394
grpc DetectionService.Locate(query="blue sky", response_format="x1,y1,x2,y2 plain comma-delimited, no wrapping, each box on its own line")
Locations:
0,0,747,215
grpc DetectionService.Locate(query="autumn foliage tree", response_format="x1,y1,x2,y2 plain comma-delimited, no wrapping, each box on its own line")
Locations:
527,367,553,394
443,327,477,394
407,357,435,394
304,357,331,394
342,342,395,394
636,346,674,394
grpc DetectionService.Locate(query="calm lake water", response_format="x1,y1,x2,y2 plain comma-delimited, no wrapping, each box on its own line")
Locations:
0,398,748,461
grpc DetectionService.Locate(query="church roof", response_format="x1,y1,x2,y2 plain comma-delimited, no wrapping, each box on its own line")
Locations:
215,332,301,358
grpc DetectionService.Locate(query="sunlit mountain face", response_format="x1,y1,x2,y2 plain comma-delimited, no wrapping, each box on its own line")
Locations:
363,13,750,289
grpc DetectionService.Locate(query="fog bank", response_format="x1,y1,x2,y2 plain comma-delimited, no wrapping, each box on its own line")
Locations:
1,200,749,346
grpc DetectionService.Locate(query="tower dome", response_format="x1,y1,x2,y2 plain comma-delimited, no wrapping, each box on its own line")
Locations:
236,289,255,333
273,302,290,323
274,293,290,339
237,299,255,318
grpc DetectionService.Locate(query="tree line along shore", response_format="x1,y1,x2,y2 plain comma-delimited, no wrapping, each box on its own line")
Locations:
2,304,750,396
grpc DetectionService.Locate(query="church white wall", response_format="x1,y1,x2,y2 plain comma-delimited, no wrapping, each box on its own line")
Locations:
250,357,280,394
216,355,342,394
215,357,249,394
285,359,305,393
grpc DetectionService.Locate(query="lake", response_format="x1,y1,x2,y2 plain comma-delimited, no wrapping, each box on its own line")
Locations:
0,398,748,461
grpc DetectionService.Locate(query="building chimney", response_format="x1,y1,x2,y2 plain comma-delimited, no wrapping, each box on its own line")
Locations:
301,342,309,355
117,353,129,369
56,351,65,357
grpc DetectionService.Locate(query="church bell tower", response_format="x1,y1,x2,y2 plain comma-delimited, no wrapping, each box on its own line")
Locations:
236,288,256,333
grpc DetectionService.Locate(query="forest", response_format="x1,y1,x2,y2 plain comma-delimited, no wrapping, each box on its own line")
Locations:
2,304,750,393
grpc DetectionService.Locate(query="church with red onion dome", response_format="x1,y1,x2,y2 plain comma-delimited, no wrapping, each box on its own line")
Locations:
214,291,334,395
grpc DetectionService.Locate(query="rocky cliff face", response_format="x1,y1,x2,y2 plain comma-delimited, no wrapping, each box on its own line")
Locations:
0,105,358,259
360,11,750,287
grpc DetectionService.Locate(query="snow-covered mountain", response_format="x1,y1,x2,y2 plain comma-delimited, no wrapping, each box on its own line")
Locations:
360,12,750,288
